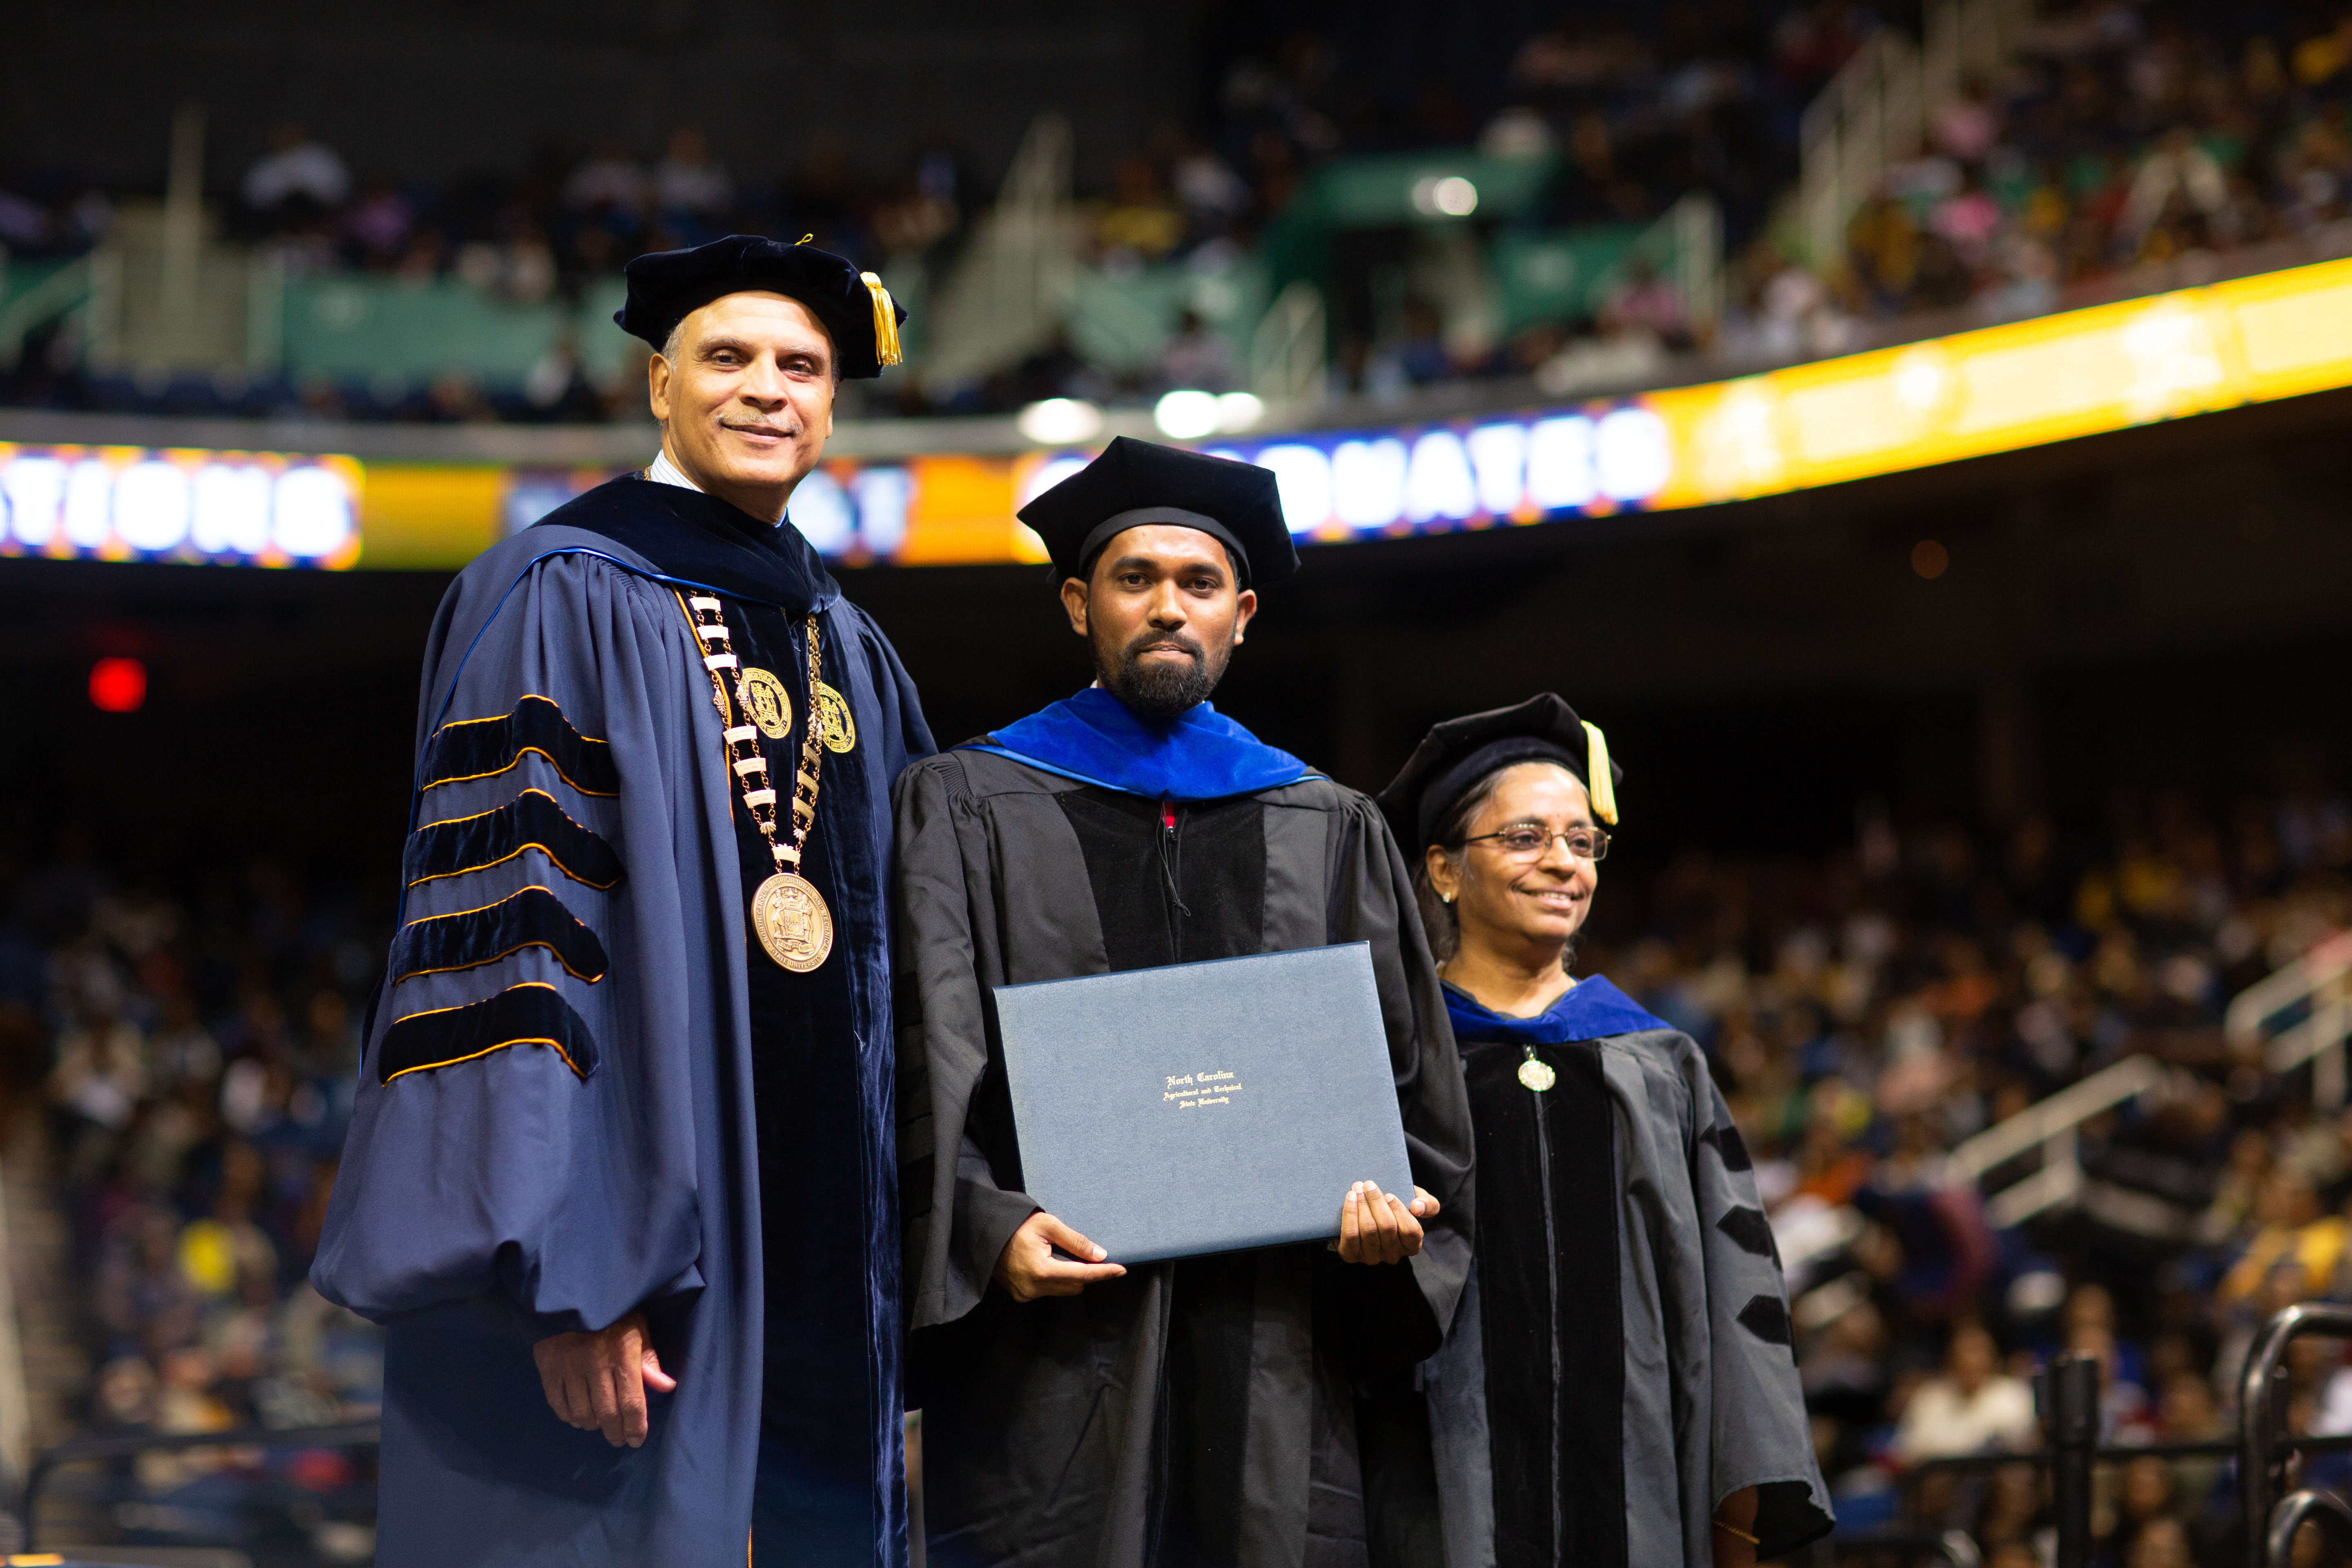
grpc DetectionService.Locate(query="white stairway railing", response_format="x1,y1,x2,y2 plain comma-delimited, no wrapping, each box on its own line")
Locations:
2228,928,2352,1109
914,112,1081,391
1798,0,2035,267
1590,191,1725,332
1953,928,2352,1227
1950,1054,2168,1227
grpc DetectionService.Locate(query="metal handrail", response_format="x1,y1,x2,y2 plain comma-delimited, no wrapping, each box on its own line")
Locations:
0,256,94,370
20,1420,379,1552
1852,1305,2352,1568
2269,1490,2352,1568
1587,193,1725,331
2227,929,2352,1107
2227,931,2352,1044
1901,1432,2352,1494
1947,1054,2166,1227
1950,1056,2166,1177
2240,1302,2352,1568
1834,1528,1982,1568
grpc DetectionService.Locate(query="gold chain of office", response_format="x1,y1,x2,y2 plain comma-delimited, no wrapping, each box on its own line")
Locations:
675,590,834,971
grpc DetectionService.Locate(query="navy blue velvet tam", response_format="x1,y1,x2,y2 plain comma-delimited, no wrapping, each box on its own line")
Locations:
1019,436,1298,588
614,234,906,379
1377,693,1625,848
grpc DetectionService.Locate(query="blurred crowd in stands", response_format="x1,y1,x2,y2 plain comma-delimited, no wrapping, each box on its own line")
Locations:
4,0,2352,420
1576,776,2352,1568
0,841,380,1558
1777,0,2352,330
0,767,2347,1563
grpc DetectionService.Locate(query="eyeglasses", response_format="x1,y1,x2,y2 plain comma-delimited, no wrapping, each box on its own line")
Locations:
1459,825,1611,862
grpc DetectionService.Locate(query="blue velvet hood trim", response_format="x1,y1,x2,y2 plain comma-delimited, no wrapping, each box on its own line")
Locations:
967,686,1313,803
1443,974,1672,1046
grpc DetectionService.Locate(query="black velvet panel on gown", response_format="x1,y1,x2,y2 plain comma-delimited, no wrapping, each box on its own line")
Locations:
1056,788,1268,1567
722,598,877,1510
1457,1033,1628,1568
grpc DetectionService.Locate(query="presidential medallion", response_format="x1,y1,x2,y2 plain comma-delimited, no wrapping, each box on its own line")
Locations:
739,667,792,739
815,682,857,754
1517,1052,1556,1093
751,871,833,972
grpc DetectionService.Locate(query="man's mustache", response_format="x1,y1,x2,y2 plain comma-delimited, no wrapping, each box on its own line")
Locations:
1121,631,1204,666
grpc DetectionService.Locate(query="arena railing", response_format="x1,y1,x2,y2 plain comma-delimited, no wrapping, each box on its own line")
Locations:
16,1420,378,1556
2225,930,2352,1111
18,1306,2352,1564
1839,1306,2352,1568
2237,1303,2352,1568
1945,1056,2169,1228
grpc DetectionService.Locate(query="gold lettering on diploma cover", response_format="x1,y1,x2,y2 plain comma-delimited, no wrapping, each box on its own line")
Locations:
738,668,792,739
1163,1069,1243,1110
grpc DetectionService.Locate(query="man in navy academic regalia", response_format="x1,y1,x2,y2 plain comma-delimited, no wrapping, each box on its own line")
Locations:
314,237,933,1566
891,437,1475,1567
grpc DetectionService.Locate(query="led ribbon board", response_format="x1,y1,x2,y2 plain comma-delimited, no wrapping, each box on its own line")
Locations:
0,447,363,569
4,258,2349,571
1640,255,2352,507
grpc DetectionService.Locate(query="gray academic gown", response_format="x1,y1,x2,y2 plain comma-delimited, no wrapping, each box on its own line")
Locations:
1422,1022,1834,1568
892,746,1477,1568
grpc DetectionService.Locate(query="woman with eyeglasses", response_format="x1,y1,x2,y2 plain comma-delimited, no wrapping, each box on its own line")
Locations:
1375,695,1830,1568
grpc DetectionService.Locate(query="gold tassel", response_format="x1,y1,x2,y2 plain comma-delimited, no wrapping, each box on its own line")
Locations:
860,272,904,368
1582,720,1618,825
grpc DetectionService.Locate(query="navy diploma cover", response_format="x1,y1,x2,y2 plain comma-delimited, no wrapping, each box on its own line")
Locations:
993,943,1416,1263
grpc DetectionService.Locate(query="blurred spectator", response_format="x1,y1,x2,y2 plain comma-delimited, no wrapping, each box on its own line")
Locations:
564,140,649,219
654,125,733,243
1158,307,1238,393
241,123,351,226
2115,127,2238,257
50,1005,147,1134
655,125,732,215
341,178,414,268
523,328,607,423
1172,138,1250,237
1893,1324,2039,1459
2215,1167,2343,1308
1095,155,1184,264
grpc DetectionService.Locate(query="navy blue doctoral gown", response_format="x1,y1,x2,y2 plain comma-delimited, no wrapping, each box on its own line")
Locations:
314,477,931,1566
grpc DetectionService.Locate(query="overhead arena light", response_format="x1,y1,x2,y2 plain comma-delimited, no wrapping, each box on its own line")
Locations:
1410,175,1479,218
1154,389,1221,441
1156,389,1269,442
1016,398,1105,447
1215,392,1265,432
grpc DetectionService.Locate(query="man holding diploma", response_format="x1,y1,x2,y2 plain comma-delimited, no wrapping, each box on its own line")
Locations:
892,437,1474,1567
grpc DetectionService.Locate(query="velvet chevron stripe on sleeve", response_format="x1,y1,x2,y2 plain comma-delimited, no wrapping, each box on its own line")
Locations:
403,788,624,891
419,695,619,795
377,982,601,1085
389,886,610,984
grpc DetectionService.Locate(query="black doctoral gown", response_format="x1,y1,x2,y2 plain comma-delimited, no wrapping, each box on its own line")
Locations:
314,475,932,1566
891,700,1476,1568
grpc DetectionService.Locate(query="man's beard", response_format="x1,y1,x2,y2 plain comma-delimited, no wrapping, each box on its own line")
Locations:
1094,625,1229,719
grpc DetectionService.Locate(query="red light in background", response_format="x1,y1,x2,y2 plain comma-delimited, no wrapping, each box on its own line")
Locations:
89,657,147,713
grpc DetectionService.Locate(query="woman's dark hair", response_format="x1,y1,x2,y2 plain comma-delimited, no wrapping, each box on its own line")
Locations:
1410,760,1586,972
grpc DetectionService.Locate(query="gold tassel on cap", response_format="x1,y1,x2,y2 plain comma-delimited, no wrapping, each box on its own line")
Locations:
860,272,904,368
1582,720,1618,825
